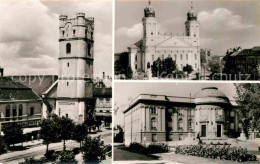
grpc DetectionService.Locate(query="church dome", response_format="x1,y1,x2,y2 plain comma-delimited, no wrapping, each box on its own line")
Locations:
144,1,155,17
194,87,230,105
187,3,197,21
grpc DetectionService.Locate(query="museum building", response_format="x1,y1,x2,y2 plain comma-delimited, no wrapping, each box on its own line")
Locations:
123,87,241,145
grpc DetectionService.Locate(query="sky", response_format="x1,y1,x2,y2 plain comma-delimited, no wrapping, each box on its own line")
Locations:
0,0,112,76
114,82,237,126
115,0,260,56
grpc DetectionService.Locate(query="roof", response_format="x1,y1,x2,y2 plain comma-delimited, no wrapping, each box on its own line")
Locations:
0,77,41,101
9,75,58,96
129,40,143,49
194,87,227,99
252,46,260,51
0,77,28,89
93,87,112,97
123,94,194,114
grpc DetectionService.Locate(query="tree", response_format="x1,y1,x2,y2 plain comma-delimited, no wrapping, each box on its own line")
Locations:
57,116,75,151
40,115,60,152
0,135,8,154
82,136,107,163
208,59,223,80
73,123,87,148
183,64,194,76
151,57,177,78
3,123,24,147
235,83,260,137
114,125,124,143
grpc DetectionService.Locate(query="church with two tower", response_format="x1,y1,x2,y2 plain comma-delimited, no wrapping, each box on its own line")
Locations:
128,1,201,77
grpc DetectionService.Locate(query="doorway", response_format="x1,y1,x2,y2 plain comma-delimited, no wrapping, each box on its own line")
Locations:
201,125,207,137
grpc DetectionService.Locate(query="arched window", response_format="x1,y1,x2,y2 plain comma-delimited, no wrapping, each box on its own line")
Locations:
12,105,17,117
19,104,23,117
6,105,10,118
151,117,157,130
66,43,71,54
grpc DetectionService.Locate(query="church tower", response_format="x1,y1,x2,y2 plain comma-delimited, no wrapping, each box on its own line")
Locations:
142,0,157,47
185,2,200,47
56,13,94,122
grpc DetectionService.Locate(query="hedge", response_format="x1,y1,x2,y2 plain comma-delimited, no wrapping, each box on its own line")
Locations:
175,145,257,162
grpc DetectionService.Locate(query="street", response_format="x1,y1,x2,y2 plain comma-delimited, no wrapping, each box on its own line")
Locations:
0,130,112,164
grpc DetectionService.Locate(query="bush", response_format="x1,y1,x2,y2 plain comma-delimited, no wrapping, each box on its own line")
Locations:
58,150,77,163
19,157,46,164
104,144,112,157
129,142,145,150
175,145,257,162
0,136,8,155
44,150,58,161
147,143,169,154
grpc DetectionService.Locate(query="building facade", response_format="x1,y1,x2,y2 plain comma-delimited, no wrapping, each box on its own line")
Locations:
56,13,94,122
223,46,260,79
128,1,201,77
0,77,42,134
123,87,241,146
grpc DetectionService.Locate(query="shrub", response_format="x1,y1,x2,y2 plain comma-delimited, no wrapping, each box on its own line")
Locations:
105,144,112,157
175,145,257,162
44,150,58,161
19,157,46,164
147,143,169,154
129,142,145,150
0,136,8,155
58,150,76,163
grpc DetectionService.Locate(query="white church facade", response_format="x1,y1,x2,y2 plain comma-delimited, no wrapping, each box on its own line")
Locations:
128,1,201,77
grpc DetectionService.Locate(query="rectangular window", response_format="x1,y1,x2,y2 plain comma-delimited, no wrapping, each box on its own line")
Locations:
230,123,235,130
151,107,156,114
186,54,188,60
73,30,76,36
135,55,137,61
30,107,34,116
135,64,137,70
152,134,157,142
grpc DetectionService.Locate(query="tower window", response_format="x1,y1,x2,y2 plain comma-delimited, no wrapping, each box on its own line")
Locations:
88,44,91,56
135,64,137,70
135,55,137,61
67,63,69,67
85,29,88,37
73,30,76,36
66,43,71,54
67,82,69,86
62,31,65,36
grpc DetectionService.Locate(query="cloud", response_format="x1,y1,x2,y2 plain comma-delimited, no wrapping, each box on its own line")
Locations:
116,23,143,39
0,0,111,76
198,8,255,36
198,8,258,55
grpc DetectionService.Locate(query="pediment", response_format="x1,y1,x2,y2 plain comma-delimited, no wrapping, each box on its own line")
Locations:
156,36,192,48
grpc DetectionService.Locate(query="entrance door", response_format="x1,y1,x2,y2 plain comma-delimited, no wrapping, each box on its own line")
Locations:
217,125,221,137
201,125,207,137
